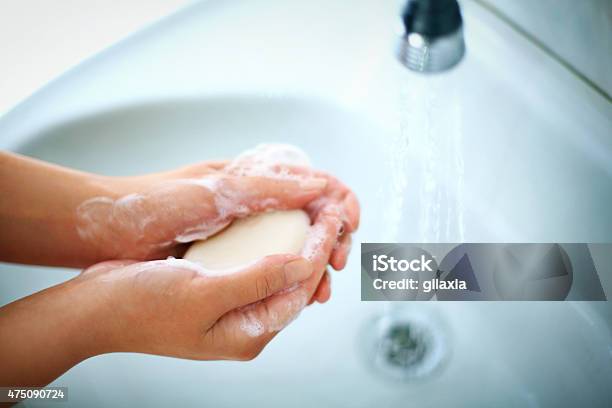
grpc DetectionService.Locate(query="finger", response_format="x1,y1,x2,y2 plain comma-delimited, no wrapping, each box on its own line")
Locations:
302,204,343,271
239,165,359,233
308,171,359,234
307,193,359,235
308,273,325,305
309,270,331,304
206,285,310,360
300,204,343,299
226,163,315,178
316,272,331,303
330,234,352,271
80,260,138,276
217,255,313,311
240,285,309,335
222,175,328,213
342,192,360,233
205,160,230,170
170,160,230,178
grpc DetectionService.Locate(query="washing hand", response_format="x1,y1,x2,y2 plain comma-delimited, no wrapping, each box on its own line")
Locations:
1,149,359,302
0,254,314,386
1,150,358,266
75,160,330,262
0,148,360,387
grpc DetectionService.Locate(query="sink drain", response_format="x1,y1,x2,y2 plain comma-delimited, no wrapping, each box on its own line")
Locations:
362,308,450,381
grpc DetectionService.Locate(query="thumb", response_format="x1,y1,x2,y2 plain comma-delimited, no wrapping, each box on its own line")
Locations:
217,255,313,311
80,260,138,276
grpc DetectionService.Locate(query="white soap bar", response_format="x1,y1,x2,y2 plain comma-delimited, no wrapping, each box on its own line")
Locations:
183,210,310,271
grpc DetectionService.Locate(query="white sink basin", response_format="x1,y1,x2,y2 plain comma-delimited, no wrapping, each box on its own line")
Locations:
1,0,610,407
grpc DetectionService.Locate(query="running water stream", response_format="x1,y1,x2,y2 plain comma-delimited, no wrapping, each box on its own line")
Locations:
371,72,465,380
384,72,465,243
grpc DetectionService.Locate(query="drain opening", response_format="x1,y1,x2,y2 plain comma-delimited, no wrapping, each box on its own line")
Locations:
363,309,450,381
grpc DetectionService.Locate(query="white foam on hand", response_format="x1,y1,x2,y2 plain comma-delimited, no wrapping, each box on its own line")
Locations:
237,285,309,338
75,144,315,258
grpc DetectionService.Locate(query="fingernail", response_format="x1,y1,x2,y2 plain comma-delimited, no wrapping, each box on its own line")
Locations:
338,224,345,236
300,178,328,191
284,258,313,282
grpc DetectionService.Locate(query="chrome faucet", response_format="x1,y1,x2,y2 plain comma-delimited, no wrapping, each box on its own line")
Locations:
397,0,465,73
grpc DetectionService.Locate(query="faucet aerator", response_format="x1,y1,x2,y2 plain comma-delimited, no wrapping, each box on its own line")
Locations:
397,0,466,73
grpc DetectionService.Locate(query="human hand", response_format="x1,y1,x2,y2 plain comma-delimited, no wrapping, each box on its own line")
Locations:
178,150,360,305
76,160,328,262
76,145,360,305
0,146,358,280
76,255,314,361
0,146,359,388
300,170,359,304
0,254,317,387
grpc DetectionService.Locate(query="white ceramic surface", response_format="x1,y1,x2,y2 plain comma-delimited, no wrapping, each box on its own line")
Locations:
485,0,612,97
